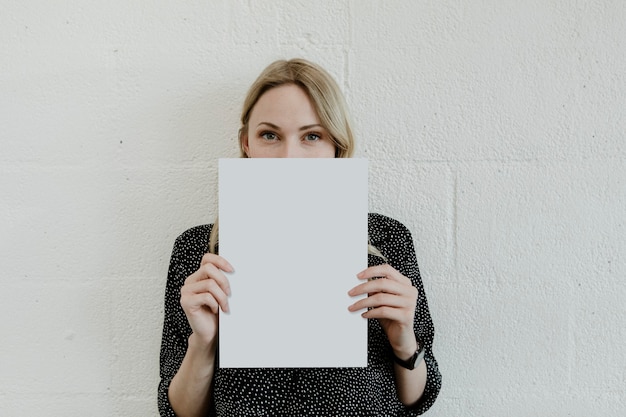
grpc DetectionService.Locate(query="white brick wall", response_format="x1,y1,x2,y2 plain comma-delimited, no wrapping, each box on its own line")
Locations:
1,1,624,415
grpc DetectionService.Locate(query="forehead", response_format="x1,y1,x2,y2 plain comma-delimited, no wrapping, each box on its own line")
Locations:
249,84,321,125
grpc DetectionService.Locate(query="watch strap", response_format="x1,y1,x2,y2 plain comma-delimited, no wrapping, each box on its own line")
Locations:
393,344,425,370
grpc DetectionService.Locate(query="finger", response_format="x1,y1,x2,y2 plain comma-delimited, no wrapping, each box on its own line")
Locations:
185,263,232,296
361,306,408,322
183,279,230,313
182,292,220,314
201,263,232,296
184,267,206,285
357,264,411,285
349,278,413,297
348,292,411,312
200,253,234,273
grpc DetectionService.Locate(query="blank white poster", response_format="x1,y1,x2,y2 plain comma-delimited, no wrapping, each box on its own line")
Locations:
218,158,368,368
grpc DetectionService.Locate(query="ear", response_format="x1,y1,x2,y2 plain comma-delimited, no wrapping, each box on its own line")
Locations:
241,131,250,157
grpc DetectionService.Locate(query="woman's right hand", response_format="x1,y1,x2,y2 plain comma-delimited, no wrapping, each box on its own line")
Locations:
180,253,233,346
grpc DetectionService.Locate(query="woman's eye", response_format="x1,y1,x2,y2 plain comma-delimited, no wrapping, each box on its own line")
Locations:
261,132,277,141
304,133,321,141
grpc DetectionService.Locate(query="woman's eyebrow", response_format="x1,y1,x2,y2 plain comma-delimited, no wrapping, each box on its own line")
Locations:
299,124,323,131
257,122,323,131
257,122,281,130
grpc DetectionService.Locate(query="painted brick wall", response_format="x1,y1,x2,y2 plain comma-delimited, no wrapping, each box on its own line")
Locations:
1,1,624,415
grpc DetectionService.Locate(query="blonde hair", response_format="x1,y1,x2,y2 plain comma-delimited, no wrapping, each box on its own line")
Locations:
209,59,384,260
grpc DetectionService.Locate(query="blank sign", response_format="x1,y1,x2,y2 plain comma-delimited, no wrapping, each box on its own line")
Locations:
218,158,368,368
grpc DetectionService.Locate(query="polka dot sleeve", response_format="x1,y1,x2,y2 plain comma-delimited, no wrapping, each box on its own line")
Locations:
368,213,442,415
158,225,213,417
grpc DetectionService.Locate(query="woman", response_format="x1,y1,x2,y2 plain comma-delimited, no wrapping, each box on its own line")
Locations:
158,59,441,416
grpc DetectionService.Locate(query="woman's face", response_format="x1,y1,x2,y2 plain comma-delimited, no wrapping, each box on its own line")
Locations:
242,84,337,158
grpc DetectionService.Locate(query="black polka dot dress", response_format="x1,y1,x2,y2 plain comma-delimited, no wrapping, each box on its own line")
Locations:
158,213,441,416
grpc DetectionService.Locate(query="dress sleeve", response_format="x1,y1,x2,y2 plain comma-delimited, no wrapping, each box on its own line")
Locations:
373,214,442,416
157,226,211,417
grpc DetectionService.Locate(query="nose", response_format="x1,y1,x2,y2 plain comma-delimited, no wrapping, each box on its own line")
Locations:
279,138,305,158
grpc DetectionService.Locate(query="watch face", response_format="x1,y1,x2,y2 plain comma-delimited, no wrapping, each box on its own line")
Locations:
407,348,425,369
415,348,425,366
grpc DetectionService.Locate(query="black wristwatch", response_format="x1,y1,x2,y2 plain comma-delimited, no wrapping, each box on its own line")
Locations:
392,344,425,370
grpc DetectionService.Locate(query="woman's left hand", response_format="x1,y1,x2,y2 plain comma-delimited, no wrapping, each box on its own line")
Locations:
348,264,419,358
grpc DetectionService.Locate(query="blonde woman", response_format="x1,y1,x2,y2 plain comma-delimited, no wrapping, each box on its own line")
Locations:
158,59,441,416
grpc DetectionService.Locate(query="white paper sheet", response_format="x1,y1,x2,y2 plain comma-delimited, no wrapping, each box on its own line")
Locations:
218,158,368,368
